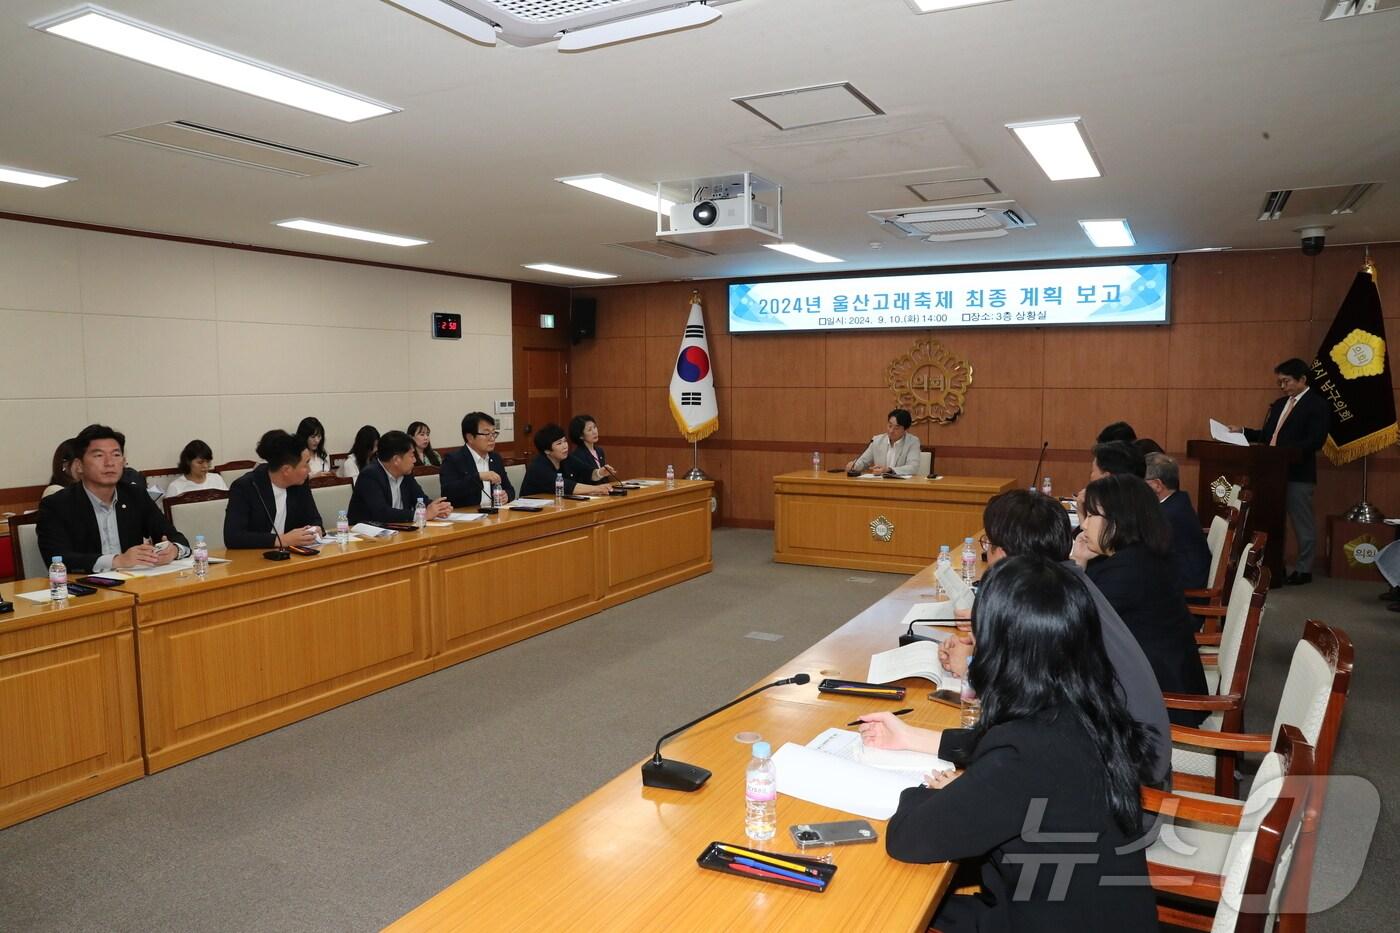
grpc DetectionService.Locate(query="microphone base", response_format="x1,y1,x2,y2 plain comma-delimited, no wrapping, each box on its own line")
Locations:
262,549,291,561
641,758,712,791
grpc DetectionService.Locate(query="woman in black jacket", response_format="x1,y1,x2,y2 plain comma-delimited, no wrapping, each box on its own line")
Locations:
520,423,612,498
860,556,1159,933
1075,472,1209,726
563,413,617,486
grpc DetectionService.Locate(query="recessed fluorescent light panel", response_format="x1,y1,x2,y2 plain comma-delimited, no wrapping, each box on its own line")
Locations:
557,174,676,213
1006,118,1102,181
523,263,617,280
0,164,74,188
276,219,428,247
35,7,396,123
906,0,1012,12
764,243,843,264
1079,219,1135,248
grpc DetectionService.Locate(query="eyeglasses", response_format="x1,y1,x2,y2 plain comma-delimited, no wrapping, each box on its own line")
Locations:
472,430,501,439
978,535,991,553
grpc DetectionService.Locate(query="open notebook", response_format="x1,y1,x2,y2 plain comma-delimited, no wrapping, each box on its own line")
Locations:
772,728,953,820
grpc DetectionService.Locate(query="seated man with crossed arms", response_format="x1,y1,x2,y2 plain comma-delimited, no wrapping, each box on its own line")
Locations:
347,430,451,525
844,408,922,476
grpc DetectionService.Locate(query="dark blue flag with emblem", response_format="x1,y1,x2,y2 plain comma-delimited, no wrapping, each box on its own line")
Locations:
1309,264,1396,465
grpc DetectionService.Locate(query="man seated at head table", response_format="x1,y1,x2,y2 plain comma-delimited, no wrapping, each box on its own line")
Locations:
1144,451,1212,591
37,423,190,573
224,430,323,549
915,489,1172,786
440,411,516,508
347,430,451,525
843,408,921,476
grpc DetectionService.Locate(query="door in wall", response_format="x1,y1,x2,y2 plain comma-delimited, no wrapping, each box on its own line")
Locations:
521,347,567,447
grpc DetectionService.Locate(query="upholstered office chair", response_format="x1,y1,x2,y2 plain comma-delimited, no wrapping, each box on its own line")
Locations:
163,490,231,551
412,466,442,502
309,476,354,524
1145,725,1312,933
1167,555,1270,796
7,511,43,580
1188,507,1240,608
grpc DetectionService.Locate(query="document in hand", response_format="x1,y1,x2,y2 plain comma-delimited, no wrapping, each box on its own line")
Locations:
1209,418,1249,446
772,728,953,820
933,563,976,611
868,641,963,693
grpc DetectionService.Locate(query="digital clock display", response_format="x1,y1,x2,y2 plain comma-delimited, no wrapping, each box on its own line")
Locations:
432,312,462,339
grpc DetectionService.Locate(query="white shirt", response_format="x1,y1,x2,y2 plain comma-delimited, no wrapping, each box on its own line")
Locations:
471,448,492,507
164,473,229,499
271,481,288,534
308,452,331,474
388,471,404,511
337,458,360,480
852,432,922,476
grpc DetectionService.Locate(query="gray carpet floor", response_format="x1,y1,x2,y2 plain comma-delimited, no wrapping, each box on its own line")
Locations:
0,529,1392,931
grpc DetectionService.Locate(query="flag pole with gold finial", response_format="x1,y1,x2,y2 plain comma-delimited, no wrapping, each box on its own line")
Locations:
1345,250,1386,522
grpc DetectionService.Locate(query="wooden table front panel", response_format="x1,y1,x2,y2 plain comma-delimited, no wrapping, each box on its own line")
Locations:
601,490,713,596
774,473,1014,574
135,547,434,772
0,585,142,829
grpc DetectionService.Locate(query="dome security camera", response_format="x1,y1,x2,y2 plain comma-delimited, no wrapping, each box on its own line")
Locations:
1297,225,1331,257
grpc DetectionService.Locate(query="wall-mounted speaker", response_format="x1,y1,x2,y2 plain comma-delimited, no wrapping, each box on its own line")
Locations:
570,297,597,344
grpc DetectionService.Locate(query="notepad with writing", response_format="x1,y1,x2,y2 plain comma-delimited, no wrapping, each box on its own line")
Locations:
772,728,953,820
868,641,963,693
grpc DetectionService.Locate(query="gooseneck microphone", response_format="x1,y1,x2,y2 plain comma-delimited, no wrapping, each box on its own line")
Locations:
1031,440,1049,490
641,673,811,791
254,472,292,562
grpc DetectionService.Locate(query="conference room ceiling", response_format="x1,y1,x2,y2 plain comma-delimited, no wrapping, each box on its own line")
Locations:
1,0,1398,286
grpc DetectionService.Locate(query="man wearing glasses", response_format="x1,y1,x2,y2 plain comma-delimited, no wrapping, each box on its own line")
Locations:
1227,358,1330,586
441,411,516,508
844,408,922,476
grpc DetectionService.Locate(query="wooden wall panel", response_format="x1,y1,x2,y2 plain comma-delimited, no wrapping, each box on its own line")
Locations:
567,245,1400,541
571,387,648,436
572,337,645,388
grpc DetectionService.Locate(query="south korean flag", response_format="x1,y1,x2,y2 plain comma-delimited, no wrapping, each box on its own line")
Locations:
668,294,720,442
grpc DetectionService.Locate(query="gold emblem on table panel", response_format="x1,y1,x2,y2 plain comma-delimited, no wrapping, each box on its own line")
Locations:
886,337,972,425
1343,535,1381,567
870,515,894,543
1329,328,1386,379
1209,476,1234,506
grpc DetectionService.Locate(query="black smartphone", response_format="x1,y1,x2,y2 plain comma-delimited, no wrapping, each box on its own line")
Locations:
65,582,98,597
78,575,123,587
790,820,878,848
562,494,590,501
510,505,544,513
0,600,14,614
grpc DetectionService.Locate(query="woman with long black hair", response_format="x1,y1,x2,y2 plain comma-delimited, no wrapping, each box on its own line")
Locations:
296,417,332,475
1075,472,1209,725
337,425,379,480
406,421,441,467
859,556,1158,932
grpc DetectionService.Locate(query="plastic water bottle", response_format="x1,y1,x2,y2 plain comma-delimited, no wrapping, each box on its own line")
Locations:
960,657,980,728
1041,475,1053,496
336,510,350,546
961,537,977,584
665,464,676,488
492,483,508,508
49,555,68,602
811,450,822,472
193,535,208,579
554,472,565,506
933,544,952,597
413,497,427,529
744,741,778,841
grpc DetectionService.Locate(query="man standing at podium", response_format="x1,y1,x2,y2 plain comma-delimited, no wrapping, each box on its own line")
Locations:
845,408,922,476
1229,358,1330,585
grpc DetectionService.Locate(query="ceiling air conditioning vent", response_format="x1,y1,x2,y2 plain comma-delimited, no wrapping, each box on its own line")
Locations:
1257,183,1380,221
109,121,362,178
385,0,739,48
1322,0,1400,21
869,200,1037,242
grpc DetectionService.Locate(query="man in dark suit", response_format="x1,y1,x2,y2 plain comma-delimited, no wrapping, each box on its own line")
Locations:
440,411,515,508
224,430,323,549
1144,452,1212,591
347,430,452,525
37,423,189,573
1229,357,1330,585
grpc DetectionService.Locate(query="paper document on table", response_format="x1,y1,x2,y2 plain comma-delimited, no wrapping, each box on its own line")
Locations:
934,564,976,611
351,523,396,538
316,534,363,545
772,731,952,820
425,521,452,527
16,590,57,603
1209,419,1249,446
444,512,487,523
86,571,132,581
868,641,963,693
507,499,554,509
629,480,663,487
854,473,885,479
896,601,956,627
808,728,953,783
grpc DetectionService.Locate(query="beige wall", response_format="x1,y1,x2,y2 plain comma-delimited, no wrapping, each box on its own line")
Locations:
0,219,512,489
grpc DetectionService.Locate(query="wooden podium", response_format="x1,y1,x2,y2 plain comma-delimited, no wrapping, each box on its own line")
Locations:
1186,440,1299,580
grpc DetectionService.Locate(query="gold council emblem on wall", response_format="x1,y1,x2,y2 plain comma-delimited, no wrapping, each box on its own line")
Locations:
886,337,973,425
870,515,895,543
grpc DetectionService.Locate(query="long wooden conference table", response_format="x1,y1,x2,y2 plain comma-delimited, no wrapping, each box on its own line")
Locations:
0,481,712,829
773,470,1015,573
391,558,966,932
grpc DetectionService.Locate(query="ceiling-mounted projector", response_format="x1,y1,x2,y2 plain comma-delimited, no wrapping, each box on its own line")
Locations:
670,197,773,234
656,172,782,252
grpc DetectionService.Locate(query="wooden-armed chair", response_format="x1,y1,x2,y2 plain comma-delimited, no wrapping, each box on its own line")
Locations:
213,459,256,485
1219,491,1254,603
1167,559,1270,796
6,511,42,580
1190,531,1266,637
1145,725,1313,933
163,489,232,551
1188,507,1240,608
